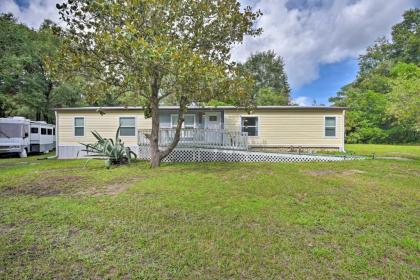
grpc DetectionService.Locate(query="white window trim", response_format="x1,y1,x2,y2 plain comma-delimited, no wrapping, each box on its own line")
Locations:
119,116,137,137
74,116,85,137
240,115,259,137
171,114,196,129
324,116,337,138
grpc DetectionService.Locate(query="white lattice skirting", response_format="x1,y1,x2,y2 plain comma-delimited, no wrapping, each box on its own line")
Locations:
138,147,364,163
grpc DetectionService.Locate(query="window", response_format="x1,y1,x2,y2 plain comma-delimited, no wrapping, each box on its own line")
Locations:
209,115,217,122
171,114,195,129
53,128,55,135
41,128,47,135
74,117,84,136
31,127,38,134
119,117,136,136
241,116,258,136
325,116,336,137
47,129,52,135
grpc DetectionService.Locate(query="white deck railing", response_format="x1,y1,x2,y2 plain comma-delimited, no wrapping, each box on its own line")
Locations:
138,128,248,151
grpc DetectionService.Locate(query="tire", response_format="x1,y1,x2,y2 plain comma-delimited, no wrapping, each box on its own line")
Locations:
19,148,28,158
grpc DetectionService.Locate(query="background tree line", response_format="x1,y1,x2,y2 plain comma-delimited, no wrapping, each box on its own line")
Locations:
2,7,417,145
0,12,291,125
330,8,420,144
0,14,84,122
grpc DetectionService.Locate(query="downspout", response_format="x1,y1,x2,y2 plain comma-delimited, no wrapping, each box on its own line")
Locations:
55,110,59,158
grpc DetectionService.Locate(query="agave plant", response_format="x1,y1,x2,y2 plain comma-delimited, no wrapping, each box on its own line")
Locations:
81,127,137,168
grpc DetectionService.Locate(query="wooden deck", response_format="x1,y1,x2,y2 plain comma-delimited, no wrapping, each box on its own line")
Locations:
138,128,248,151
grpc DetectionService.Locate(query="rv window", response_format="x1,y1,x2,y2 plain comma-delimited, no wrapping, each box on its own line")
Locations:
241,116,258,136
41,128,47,135
53,128,55,135
47,129,52,135
31,127,38,134
0,123,25,138
325,116,336,137
74,117,84,136
119,117,135,136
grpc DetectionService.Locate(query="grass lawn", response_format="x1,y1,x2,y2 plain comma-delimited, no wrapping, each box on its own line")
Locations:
0,152,419,279
346,144,420,160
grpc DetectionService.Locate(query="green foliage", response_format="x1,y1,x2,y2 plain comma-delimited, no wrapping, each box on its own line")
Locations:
0,13,84,122
387,63,420,131
391,9,420,64
241,50,291,105
330,8,420,144
56,0,261,108
81,128,137,168
255,87,289,106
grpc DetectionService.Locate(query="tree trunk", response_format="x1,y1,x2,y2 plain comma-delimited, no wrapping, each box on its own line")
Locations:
149,78,161,168
159,97,187,160
148,77,187,168
43,82,53,123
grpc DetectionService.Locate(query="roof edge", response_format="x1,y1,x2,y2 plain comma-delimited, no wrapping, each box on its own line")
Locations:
54,105,347,111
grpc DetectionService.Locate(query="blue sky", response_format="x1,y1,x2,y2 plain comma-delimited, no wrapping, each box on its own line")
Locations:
1,0,419,105
293,58,359,105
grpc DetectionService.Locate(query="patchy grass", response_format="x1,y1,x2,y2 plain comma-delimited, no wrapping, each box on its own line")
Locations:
346,144,420,160
0,154,419,279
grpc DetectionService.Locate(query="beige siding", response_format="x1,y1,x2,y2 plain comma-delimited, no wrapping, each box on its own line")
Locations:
224,109,344,149
57,109,151,146
57,108,345,151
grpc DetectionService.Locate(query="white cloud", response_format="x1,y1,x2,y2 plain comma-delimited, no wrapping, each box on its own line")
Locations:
1,0,418,90
233,0,418,88
0,0,61,29
292,96,311,106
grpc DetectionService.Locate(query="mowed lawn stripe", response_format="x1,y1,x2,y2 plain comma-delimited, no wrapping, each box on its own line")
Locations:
0,155,419,279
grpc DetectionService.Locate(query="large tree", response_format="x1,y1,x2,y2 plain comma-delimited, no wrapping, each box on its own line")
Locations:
240,50,291,105
0,14,83,122
56,0,262,167
330,8,420,144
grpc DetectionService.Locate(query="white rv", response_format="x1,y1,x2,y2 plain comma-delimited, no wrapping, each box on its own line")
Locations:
0,117,55,157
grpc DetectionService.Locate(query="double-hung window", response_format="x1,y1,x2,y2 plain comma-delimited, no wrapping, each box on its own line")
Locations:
74,117,84,136
119,117,136,136
325,116,337,137
171,114,195,129
241,116,258,136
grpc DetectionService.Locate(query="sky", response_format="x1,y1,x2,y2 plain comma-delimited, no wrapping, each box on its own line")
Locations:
1,0,419,105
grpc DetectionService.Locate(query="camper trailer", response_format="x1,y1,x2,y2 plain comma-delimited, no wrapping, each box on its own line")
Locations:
0,117,55,157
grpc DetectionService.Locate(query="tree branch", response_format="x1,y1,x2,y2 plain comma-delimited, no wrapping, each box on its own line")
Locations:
159,96,188,160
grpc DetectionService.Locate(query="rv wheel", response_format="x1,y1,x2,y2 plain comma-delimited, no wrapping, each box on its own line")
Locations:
19,148,28,158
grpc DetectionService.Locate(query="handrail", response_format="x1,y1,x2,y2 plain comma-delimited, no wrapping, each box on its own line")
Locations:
138,128,248,151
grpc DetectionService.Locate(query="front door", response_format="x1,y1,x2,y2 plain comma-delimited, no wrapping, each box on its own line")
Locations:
204,112,221,130
204,112,222,145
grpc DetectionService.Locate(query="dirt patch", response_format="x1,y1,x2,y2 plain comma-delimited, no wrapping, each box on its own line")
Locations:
77,182,132,196
2,175,87,196
305,169,366,177
76,176,149,196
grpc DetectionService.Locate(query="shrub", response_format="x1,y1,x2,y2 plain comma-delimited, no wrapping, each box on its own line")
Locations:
81,128,137,168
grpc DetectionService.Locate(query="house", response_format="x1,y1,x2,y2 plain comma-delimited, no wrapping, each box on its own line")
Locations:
54,106,346,159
